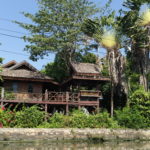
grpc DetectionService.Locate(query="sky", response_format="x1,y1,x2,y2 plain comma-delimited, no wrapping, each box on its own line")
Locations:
0,0,124,70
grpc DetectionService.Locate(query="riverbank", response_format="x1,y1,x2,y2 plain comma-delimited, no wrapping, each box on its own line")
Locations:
0,128,150,142
0,140,150,150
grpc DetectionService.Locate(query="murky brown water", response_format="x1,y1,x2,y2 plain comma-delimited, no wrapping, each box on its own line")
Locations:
0,141,150,150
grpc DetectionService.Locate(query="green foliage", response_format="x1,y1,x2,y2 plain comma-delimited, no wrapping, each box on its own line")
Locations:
68,110,89,128
0,108,15,127
81,53,98,64
119,0,150,92
38,110,119,128
41,52,70,82
100,83,111,97
16,0,98,61
48,112,69,128
114,107,147,129
1,106,149,129
123,0,150,11
71,110,119,128
101,58,109,77
148,73,150,89
128,73,141,92
15,106,45,128
0,58,2,63
129,89,150,125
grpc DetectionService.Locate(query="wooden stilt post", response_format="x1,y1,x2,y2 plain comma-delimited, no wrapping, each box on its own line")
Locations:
97,105,100,113
78,105,81,110
44,89,48,101
110,82,114,117
1,87,4,100
66,104,69,115
66,92,69,115
78,92,81,110
45,104,48,121
97,98,100,113
1,87,4,107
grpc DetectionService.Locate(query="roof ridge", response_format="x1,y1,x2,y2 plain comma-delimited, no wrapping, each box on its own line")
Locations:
2,60,17,68
9,60,38,72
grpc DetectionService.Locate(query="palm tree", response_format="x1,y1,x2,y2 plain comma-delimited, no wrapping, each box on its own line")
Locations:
120,1,150,92
82,20,127,116
100,30,127,116
138,9,150,91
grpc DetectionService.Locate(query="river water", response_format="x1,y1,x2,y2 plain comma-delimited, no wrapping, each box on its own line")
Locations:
0,141,150,150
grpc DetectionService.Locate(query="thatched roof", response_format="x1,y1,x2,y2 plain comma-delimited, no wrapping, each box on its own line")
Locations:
9,60,38,71
1,60,58,84
71,62,101,74
2,60,17,68
1,69,52,80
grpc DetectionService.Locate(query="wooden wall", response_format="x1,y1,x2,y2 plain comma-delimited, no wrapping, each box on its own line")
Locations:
4,80,43,93
3,80,43,101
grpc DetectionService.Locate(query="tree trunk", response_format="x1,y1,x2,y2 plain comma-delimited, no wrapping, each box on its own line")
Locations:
130,26,150,92
131,44,149,91
108,49,128,111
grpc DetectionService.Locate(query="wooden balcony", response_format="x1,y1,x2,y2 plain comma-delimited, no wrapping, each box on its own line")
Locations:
0,91,102,107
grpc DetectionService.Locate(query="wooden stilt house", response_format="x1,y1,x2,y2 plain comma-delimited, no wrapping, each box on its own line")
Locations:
0,60,110,114
61,62,110,111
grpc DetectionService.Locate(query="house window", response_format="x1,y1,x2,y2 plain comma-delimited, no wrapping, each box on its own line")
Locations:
28,84,33,93
12,82,18,92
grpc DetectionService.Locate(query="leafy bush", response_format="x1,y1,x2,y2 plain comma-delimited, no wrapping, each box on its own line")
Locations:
91,112,119,128
38,110,119,128
15,106,45,128
1,104,149,129
69,110,119,128
128,73,141,91
69,110,89,128
48,112,69,128
129,89,150,126
114,107,147,129
0,108,15,127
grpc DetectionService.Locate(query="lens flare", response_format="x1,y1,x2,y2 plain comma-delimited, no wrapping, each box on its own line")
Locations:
140,9,150,26
101,31,117,49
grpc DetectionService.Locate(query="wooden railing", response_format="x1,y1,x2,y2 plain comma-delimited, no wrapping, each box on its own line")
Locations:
1,90,102,103
3,92,43,101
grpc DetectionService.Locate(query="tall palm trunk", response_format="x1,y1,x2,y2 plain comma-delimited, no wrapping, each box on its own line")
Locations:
108,49,128,116
131,42,149,91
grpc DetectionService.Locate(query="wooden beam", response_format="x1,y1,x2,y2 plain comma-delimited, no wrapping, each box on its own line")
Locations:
66,92,69,115
78,92,80,110
44,89,48,101
2,76,59,85
66,104,69,115
45,104,48,121
97,100,100,113
72,76,110,81
0,99,99,107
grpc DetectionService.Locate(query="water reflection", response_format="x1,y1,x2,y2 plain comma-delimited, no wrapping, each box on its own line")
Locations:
0,141,150,150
